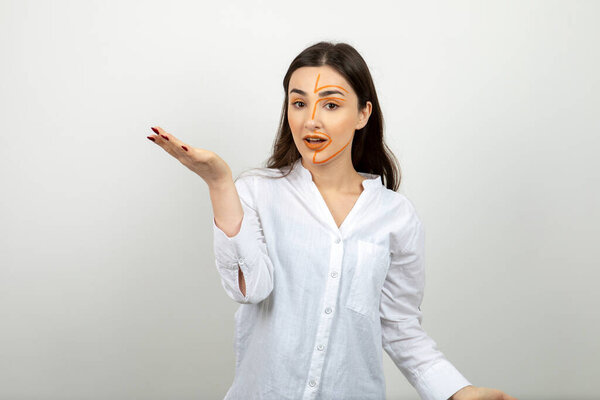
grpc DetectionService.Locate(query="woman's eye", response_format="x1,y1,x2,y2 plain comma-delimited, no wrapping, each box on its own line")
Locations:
291,100,338,110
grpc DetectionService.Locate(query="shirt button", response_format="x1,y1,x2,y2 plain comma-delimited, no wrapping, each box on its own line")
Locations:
334,237,341,244
330,271,338,278
238,259,244,265
309,379,317,387
325,307,332,314
317,344,324,351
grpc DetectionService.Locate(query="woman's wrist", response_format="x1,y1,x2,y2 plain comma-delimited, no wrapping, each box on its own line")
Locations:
450,385,477,400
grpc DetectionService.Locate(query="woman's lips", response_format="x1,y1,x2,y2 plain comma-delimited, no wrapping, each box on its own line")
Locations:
304,138,329,149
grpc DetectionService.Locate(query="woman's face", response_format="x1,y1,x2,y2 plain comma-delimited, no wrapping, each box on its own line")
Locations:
287,65,371,165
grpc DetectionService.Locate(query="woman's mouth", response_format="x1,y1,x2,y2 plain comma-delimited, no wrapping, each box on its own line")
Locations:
304,137,329,149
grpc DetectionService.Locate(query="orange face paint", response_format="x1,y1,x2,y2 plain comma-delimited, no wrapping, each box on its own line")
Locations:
305,73,351,164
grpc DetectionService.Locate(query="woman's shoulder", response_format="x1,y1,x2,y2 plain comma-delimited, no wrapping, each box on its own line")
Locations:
380,186,413,208
378,188,422,226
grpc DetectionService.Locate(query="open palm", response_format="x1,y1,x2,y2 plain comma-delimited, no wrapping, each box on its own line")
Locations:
146,126,232,185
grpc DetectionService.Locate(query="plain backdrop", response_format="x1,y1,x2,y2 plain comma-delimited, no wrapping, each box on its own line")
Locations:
1,1,598,399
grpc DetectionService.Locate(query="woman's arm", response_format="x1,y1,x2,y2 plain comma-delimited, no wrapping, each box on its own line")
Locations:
209,179,246,296
380,200,471,400
146,126,271,303
211,175,275,304
209,179,243,237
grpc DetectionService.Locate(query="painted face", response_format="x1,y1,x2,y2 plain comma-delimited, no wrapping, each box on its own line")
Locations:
288,65,368,165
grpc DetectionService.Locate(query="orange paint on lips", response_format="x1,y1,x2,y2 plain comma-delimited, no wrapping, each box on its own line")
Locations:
304,137,329,149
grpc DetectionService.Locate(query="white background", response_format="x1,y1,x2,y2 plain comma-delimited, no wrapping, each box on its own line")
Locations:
1,1,598,399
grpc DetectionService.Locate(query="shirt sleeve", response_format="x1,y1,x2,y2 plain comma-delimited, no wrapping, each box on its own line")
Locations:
212,175,274,304
380,203,472,400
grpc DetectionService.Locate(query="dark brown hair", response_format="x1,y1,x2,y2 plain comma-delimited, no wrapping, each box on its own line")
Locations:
247,40,401,191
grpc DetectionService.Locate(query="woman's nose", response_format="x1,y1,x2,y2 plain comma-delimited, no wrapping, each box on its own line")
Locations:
305,118,321,131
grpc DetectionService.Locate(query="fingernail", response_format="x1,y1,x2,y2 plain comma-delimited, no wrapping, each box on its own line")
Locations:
147,136,156,142
151,127,159,134
161,135,169,141
181,145,188,151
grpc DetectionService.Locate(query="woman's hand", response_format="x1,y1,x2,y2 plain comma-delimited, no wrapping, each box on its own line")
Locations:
147,126,232,187
450,385,519,400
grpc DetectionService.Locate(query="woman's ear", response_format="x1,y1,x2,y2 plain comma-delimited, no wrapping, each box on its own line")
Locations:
356,101,372,130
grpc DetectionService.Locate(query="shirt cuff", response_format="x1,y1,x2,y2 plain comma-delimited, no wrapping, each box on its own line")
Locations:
413,359,472,400
212,212,261,270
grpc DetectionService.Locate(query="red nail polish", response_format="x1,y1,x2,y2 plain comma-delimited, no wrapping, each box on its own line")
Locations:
181,145,188,151
161,135,169,141
151,127,159,134
147,136,156,141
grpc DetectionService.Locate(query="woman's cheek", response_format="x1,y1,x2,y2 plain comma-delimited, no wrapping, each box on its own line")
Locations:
289,114,302,133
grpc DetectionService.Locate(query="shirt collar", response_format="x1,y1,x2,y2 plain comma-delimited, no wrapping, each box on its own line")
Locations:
290,158,382,190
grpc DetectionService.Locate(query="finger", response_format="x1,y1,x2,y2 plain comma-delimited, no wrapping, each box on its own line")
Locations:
147,127,159,143
147,127,165,146
149,126,191,156
152,126,172,142
158,127,191,153
148,126,177,157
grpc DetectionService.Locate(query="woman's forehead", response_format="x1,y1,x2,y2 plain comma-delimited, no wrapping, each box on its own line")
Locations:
289,66,350,90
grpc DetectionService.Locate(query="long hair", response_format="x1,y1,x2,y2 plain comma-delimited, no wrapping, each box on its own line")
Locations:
244,40,401,191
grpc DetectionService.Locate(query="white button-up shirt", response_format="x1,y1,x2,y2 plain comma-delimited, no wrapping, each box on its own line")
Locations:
212,158,471,400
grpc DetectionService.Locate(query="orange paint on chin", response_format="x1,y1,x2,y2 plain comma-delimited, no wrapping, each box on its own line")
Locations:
310,137,352,164
309,73,350,164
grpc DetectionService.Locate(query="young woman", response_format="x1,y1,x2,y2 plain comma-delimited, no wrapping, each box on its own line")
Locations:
147,41,517,400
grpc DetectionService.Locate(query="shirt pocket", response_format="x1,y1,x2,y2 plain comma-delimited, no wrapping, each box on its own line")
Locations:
345,240,391,320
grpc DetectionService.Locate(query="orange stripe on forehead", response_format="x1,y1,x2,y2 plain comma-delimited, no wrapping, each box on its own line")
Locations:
313,73,350,95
